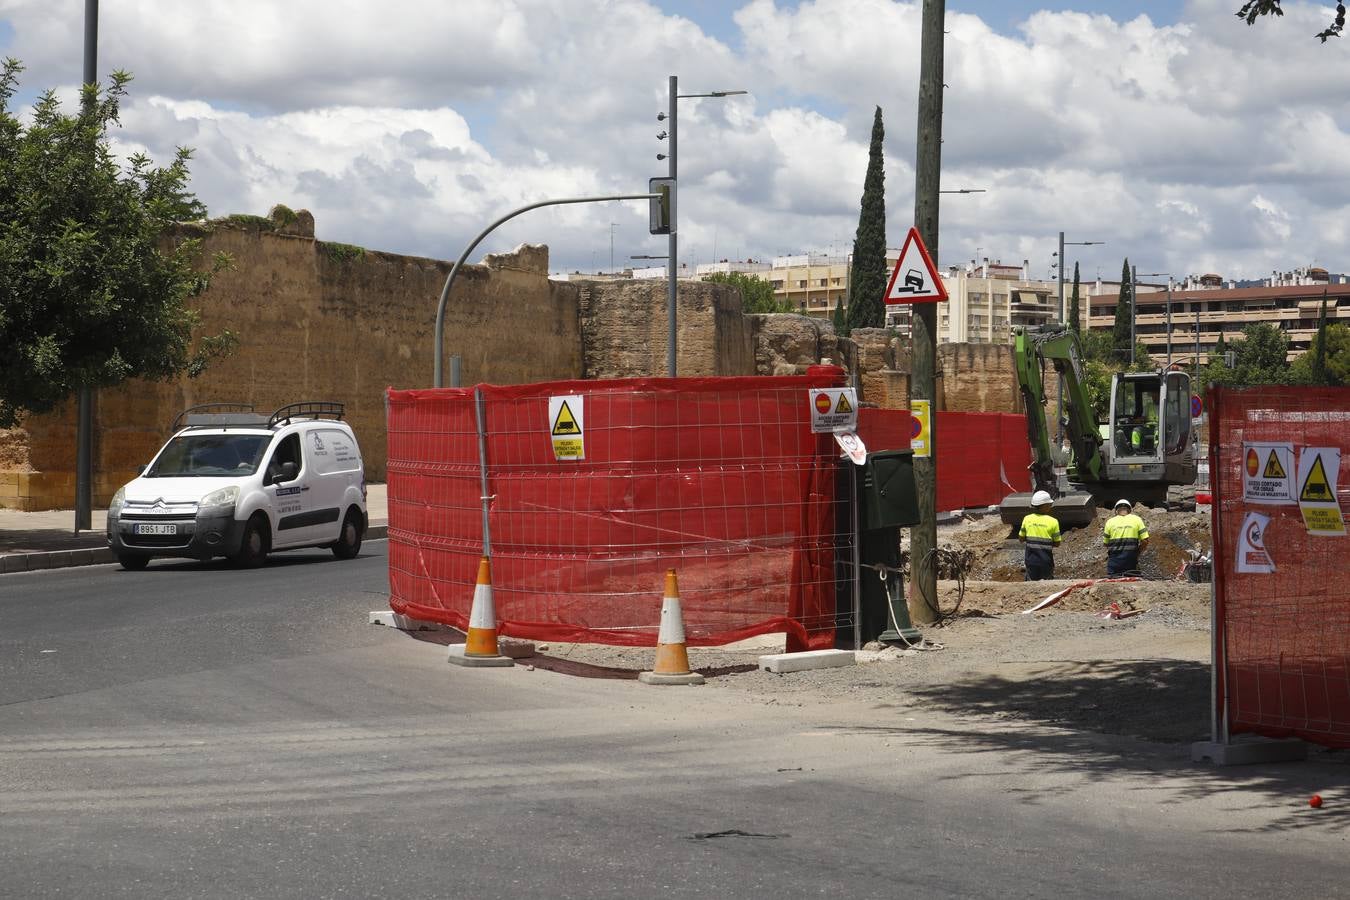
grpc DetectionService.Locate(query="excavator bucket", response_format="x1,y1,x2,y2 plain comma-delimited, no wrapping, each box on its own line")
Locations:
998,491,1098,529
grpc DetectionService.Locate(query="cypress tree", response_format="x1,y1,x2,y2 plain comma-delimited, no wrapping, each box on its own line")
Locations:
1111,258,1133,357
846,107,887,331
831,299,848,336
1069,262,1082,333
1313,292,1330,385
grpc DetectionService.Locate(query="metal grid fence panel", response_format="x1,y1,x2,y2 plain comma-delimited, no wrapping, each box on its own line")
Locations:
1211,386,1350,748
386,374,850,650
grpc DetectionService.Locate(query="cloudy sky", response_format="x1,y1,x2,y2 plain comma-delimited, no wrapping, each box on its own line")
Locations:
2,0,1348,282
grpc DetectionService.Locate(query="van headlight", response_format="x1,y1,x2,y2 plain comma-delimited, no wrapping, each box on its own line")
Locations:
198,486,239,516
109,486,126,517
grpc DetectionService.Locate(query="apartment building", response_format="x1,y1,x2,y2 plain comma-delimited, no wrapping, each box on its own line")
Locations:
1087,268,1350,364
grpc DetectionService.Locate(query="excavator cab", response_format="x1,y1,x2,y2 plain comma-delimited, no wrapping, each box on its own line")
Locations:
1105,370,1196,496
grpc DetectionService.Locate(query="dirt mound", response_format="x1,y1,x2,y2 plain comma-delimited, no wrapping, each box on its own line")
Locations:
938,578,1210,619
941,506,1211,583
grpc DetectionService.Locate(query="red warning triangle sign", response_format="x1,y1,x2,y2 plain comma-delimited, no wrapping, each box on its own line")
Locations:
884,226,948,305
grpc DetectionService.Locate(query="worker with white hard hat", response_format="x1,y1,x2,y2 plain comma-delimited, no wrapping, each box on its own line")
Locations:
1103,498,1150,576
1017,490,1062,581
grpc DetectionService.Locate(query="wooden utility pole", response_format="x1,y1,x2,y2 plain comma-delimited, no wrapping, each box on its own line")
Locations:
909,0,944,625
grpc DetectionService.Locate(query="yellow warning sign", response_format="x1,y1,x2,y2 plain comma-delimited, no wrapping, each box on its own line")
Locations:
551,400,581,436
548,395,585,460
1296,447,1344,536
1263,450,1287,480
834,393,853,415
1300,454,1333,502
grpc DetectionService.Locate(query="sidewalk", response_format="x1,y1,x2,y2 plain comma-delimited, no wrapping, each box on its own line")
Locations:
0,484,389,573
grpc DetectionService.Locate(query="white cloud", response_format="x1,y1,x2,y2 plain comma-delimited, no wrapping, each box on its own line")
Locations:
3,0,1349,279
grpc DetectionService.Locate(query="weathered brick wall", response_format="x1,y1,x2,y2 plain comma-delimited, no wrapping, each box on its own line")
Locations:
578,279,753,378
5,221,582,508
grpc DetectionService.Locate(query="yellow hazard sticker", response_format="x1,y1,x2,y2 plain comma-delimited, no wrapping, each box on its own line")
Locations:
548,396,585,460
1263,450,1288,479
910,399,931,458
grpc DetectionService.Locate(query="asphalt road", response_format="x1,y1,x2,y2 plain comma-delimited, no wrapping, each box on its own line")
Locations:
2,543,1345,899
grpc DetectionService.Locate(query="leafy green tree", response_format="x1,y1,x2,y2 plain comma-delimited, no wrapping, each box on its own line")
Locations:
1068,262,1082,333
1205,323,1290,387
831,300,848,336
1213,332,1228,363
845,106,887,331
1237,1,1345,43
1111,259,1133,357
0,60,232,428
1290,323,1350,386
702,271,793,313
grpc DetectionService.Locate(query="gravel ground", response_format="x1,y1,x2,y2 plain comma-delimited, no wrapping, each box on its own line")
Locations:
533,578,1214,745
522,507,1219,746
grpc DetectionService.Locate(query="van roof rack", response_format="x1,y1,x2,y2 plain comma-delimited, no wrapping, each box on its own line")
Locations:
172,403,269,432
268,401,345,428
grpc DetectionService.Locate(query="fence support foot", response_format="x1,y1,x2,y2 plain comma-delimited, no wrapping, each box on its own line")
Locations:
1191,738,1308,766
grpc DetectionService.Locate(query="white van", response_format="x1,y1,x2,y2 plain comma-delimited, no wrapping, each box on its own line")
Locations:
107,402,367,570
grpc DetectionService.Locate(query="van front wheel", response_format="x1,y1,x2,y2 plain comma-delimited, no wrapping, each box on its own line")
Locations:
231,515,270,568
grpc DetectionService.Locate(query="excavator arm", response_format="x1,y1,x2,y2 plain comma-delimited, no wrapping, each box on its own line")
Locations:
1000,326,1106,528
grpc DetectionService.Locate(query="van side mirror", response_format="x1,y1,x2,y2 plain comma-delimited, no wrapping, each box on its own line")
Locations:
278,461,298,482
137,464,146,476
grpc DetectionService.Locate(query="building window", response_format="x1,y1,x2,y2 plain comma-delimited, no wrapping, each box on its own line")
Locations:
797,280,807,289
770,280,783,289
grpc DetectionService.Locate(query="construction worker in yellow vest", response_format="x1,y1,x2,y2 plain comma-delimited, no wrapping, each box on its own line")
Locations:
1018,490,1062,581
1103,499,1150,576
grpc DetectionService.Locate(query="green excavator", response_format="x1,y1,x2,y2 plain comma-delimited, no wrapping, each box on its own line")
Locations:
998,325,1198,529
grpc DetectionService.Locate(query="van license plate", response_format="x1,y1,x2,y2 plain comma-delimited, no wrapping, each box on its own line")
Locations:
135,523,177,535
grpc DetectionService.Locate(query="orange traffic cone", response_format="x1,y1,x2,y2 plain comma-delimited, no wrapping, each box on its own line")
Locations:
447,556,514,668
638,569,705,686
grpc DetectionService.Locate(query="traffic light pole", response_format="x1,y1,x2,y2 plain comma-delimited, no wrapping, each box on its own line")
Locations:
433,192,659,387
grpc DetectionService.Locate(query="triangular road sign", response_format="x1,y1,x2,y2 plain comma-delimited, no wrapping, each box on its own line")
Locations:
1300,453,1333,502
1263,449,1287,479
551,400,581,435
884,226,948,305
835,393,853,414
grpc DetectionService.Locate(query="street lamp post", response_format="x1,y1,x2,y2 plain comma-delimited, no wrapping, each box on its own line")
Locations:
1054,231,1103,327
1051,232,1102,443
1136,271,1173,367
658,77,746,378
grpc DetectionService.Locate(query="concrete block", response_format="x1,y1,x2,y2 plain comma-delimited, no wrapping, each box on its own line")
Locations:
638,670,705,686
367,610,450,631
446,645,514,668
1,554,30,573
366,525,389,541
758,649,856,674
498,639,536,659
23,553,51,571
1191,738,1308,766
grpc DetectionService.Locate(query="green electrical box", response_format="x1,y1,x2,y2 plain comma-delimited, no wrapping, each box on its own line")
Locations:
860,449,920,530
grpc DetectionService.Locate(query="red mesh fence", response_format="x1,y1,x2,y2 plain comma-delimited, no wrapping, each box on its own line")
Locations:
935,412,1032,509
386,373,850,650
1210,386,1350,748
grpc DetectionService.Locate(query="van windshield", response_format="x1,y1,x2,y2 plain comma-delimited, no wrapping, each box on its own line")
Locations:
146,434,272,477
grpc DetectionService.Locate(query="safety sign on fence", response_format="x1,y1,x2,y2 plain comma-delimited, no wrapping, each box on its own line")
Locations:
1297,447,1344,536
1235,510,1275,573
549,395,585,460
1242,441,1295,504
809,388,858,434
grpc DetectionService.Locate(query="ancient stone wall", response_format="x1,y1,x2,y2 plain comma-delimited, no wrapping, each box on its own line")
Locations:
578,279,753,378
4,219,582,509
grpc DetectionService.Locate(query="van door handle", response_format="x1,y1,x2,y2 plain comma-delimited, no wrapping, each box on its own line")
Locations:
301,485,310,492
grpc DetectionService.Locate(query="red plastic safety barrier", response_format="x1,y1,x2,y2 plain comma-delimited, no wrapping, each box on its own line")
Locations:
1210,386,1350,749
935,412,1032,510
386,374,850,651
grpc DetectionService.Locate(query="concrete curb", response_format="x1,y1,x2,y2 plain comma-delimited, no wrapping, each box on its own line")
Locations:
1,523,388,573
